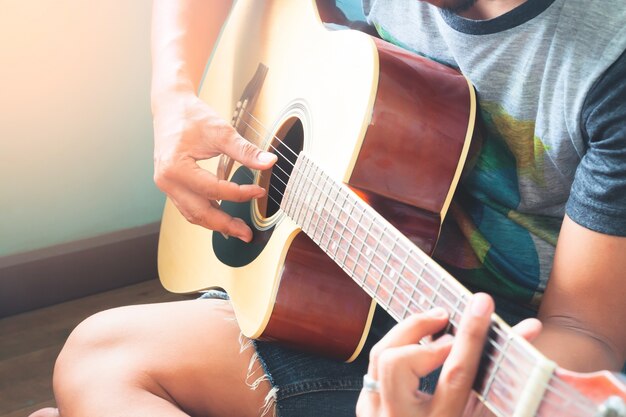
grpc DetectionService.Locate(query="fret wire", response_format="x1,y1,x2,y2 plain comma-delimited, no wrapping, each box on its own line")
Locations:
337,186,350,260
335,189,353,259
311,178,326,246
372,223,400,310
293,158,313,226
292,157,311,226
284,158,302,217
356,210,380,296
302,165,321,236
329,186,344,260
319,180,335,251
370,218,384,261
386,273,398,314
447,294,466,334
338,195,353,264
306,161,323,234
314,168,334,250
412,248,431,311
315,169,330,246
382,230,399,310
397,245,419,320
313,166,327,237
405,253,425,319
429,260,443,307
352,204,367,282
361,210,376,282
482,331,514,399
370,220,390,306
344,201,359,278
365,255,378,302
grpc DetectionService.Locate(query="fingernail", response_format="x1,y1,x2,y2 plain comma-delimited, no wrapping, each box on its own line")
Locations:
257,151,276,163
425,307,448,318
470,293,493,317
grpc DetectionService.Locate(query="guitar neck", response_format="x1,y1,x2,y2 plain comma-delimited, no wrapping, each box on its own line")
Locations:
280,152,596,417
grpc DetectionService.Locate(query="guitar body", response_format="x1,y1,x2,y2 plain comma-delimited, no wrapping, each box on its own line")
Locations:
158,0,475,361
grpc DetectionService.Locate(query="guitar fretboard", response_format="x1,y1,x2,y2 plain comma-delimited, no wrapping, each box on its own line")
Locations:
280,152,561,417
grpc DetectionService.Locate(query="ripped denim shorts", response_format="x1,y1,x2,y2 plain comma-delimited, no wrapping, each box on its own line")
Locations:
200,290,396,417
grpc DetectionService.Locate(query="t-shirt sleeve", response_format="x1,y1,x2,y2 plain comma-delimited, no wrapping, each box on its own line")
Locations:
361,0,372,15
566,49,626,237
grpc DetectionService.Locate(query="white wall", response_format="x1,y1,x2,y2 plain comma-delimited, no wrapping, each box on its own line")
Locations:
0,0,165,257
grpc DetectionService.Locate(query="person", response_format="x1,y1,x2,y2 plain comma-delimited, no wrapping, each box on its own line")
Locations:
30,0,626,416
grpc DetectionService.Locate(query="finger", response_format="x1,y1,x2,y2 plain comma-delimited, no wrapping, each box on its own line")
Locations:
356,389,379,417
27,408,59,417
219,134,277,171
512,318,542,341
158,154,267,203
185,160,266,202
431,293,494,417
368,308,449,378
377,342,452,417
378,336,454,382
169,188,254,242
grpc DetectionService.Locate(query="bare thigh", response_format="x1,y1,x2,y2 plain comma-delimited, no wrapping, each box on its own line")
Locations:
53,298,272,417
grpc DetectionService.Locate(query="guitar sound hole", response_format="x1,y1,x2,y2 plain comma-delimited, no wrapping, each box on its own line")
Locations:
258,117,304,218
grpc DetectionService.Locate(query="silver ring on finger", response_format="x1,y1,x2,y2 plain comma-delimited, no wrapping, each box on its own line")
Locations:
363,374,380,393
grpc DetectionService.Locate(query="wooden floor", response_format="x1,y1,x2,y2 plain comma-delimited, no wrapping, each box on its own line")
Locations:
0,279,192,417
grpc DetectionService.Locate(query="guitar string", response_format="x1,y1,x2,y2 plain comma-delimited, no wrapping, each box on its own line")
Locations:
235,114,598,414
227,113,597,414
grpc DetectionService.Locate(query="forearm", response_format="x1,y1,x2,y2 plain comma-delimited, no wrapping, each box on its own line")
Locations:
532,320,623,373
534,216,626,373
151,0,233,110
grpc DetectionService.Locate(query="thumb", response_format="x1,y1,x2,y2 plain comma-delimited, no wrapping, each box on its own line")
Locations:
221,134,277,170
512,317,542,342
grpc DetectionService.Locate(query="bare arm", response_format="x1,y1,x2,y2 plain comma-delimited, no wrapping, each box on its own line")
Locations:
151,0,230,102
535,215,626,372
151,0,276,241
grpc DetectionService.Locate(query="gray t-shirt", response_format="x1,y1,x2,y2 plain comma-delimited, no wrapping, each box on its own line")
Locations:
363,0,626,310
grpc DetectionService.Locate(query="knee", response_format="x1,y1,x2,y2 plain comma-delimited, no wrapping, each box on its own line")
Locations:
58,306,133,359
53,306,140,394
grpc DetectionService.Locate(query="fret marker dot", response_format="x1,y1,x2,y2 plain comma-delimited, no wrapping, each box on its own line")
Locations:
366,247,372,256
389,270,395,278
331,242,337,251
419,295,426,305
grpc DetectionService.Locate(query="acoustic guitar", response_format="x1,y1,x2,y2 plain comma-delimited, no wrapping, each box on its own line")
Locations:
157,1,626,416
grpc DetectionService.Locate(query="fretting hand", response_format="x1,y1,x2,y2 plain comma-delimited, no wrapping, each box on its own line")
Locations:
356,293,542,417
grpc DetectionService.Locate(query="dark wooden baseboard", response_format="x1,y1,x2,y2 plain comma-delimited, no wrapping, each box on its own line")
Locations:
0,223,161,318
